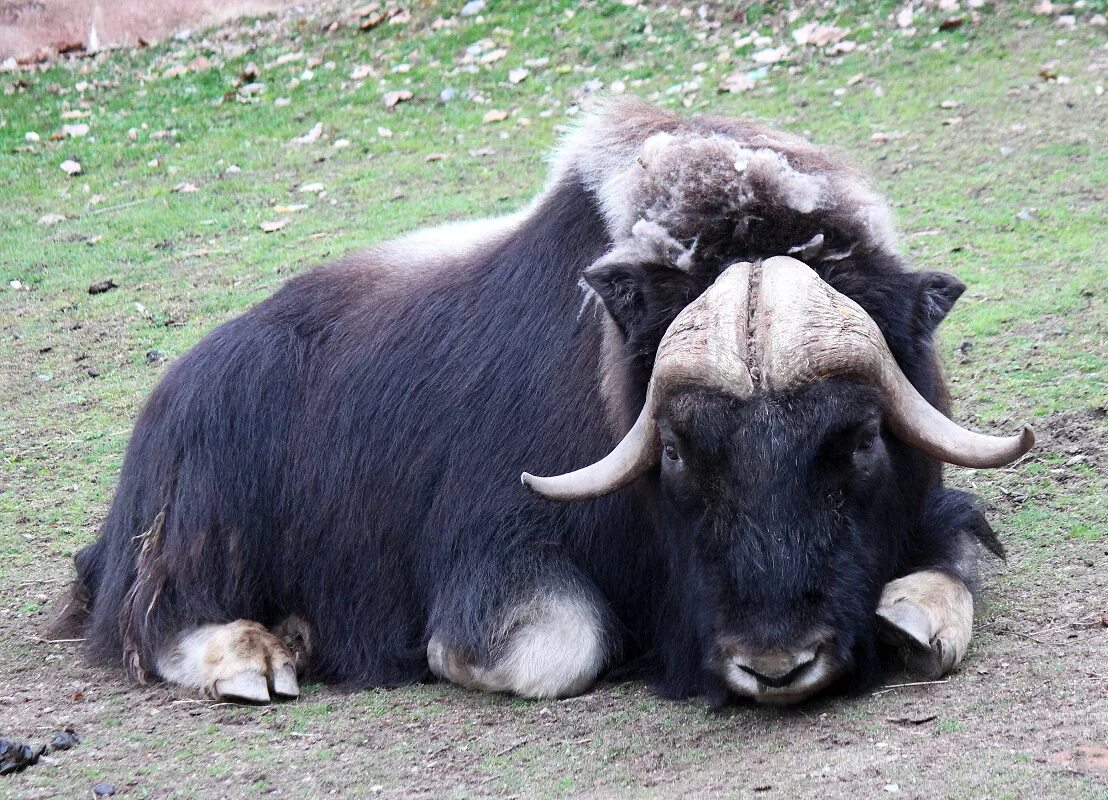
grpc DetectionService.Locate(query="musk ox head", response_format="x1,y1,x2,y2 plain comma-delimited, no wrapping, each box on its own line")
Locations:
522,102,1033,704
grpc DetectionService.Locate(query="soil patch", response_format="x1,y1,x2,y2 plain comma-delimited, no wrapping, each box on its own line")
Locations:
0,0,322,61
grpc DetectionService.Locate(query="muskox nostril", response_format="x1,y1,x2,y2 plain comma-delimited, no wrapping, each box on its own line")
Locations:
736,648,818,689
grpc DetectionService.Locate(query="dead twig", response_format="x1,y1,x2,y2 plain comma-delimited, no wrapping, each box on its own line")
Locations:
31,636,86,644
886,714,938,725
492,738,530,758
872,679,949,696
87,197,154,216
1008,630,1052,645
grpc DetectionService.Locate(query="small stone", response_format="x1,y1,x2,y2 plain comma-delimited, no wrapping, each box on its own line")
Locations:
439,87,457,102
508,68,529,84
752,45,790,65
25,131,40,142
293,122,323,144
60,159,82,176
460,0,485,16
299,182,325,193
91,784,115,797
145,350,165,365
332,139,351,149
38,213,67,226
482,109,509,123
383,90,413,108
479,48,508,65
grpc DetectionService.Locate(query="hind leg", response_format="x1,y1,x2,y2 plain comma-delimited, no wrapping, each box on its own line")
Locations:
156,620,301,703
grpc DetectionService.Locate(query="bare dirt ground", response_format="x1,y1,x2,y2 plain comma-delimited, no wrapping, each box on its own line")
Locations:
0,0,322,61
3,520,1106,799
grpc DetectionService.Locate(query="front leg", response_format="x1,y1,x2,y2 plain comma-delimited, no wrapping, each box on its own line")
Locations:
426,508,616,700
877,570,973,678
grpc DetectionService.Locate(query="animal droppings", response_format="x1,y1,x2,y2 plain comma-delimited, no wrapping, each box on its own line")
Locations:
0,738,46,775
88,279,118,295
50,729,80,751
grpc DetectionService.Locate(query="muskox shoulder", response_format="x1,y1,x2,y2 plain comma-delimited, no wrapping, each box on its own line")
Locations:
243,209,538,354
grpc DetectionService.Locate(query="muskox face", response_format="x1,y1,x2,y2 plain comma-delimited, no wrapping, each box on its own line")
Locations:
656,381,896,703
522,256,1034,704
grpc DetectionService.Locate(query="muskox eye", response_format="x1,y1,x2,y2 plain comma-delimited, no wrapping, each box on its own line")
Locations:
855,434,876,454
663,443,681,462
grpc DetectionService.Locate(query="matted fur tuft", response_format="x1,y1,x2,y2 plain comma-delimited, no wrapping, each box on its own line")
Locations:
550,99,896,277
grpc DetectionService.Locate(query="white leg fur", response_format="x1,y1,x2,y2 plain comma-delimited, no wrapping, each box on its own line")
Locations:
156,620,299,703
877,570,974,678
428,594,607,700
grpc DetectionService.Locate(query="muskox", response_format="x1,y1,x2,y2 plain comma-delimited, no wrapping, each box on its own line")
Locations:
54,101,1033,706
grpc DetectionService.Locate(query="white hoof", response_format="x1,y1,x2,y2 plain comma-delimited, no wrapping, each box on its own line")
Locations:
215,671,271,703
272,664,300,698
157,620,301,704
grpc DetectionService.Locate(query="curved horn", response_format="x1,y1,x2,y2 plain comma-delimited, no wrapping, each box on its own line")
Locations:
522,264,756,501
520,386,660,501
758,256,1035,468
876,363,1036,468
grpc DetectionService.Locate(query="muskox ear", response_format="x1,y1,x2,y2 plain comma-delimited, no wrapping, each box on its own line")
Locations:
583,262,651,339
916,271,966,332
584,262,698,341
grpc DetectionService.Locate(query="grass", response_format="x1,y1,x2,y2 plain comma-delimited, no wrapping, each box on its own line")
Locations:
1,1,1106,798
